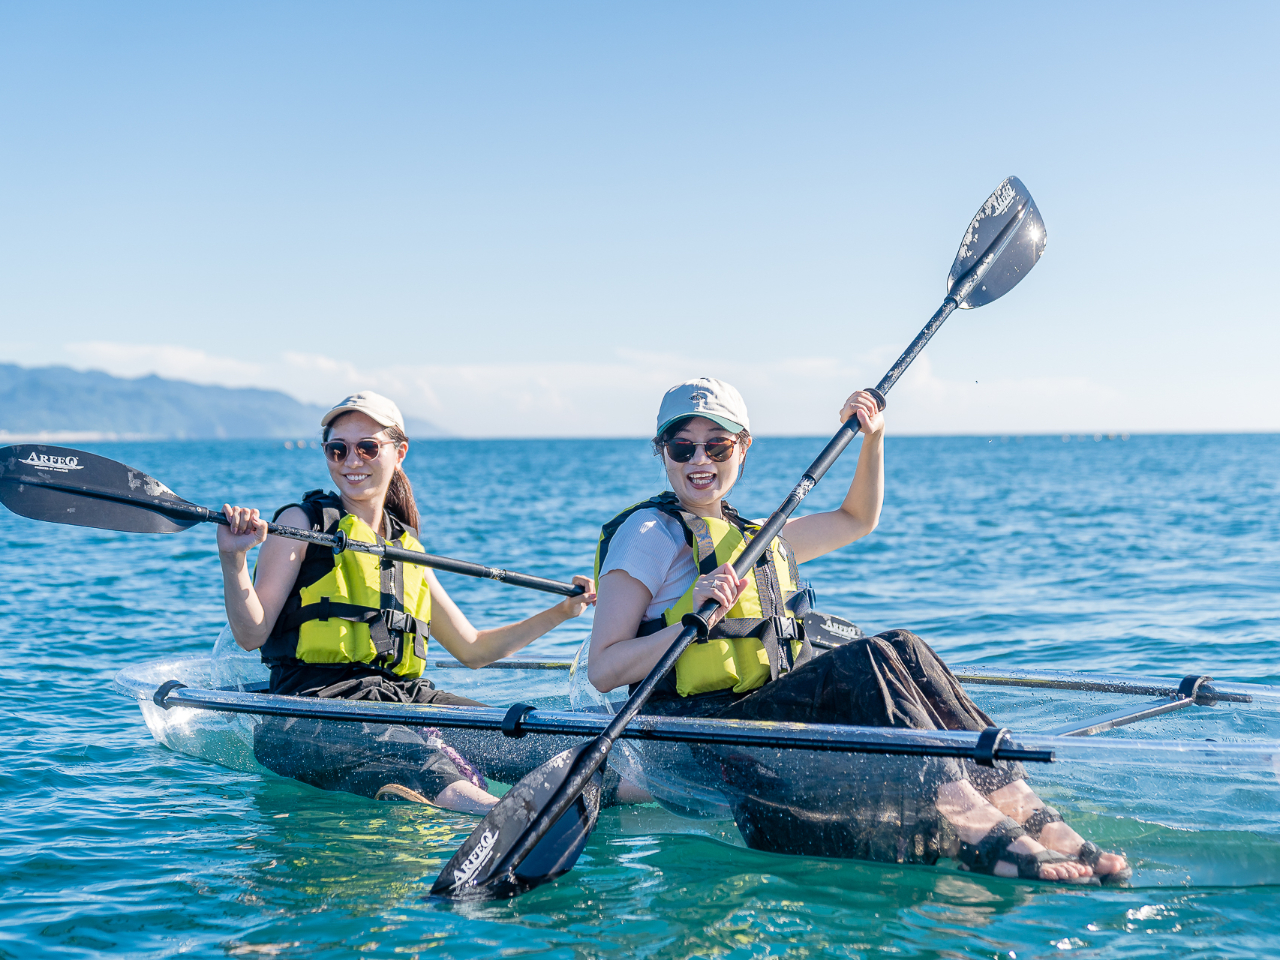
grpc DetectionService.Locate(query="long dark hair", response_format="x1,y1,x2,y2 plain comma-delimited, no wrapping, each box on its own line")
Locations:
323,419,421,533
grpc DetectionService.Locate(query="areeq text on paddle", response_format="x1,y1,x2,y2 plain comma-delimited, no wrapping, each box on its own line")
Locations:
430,175,1048,901
0,446,585,598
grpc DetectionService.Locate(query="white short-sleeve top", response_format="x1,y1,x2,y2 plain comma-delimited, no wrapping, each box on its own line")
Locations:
596,508,697,622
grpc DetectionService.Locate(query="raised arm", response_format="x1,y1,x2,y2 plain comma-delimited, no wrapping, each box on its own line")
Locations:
218,505,309,650
427,569,596,668
782,389,885,564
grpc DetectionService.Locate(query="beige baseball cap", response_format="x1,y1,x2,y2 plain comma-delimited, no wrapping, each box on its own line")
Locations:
321,391,406,432
656,378,750,437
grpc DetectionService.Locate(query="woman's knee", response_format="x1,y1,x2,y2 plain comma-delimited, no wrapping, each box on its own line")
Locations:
876,629,944,673
875,628,925,652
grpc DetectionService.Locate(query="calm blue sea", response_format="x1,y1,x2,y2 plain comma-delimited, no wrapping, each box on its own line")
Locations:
2,434,1279,959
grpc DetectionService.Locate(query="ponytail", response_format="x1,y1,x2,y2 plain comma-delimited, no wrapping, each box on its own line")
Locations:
381,425,420,532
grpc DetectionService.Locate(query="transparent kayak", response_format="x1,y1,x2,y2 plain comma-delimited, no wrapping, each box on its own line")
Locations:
115,630,1280,887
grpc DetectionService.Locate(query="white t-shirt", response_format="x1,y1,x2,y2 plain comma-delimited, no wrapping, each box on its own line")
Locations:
597,508,698,622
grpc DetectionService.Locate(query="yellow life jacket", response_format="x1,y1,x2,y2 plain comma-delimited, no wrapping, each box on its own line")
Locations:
595,493,811,698
260,491,431,678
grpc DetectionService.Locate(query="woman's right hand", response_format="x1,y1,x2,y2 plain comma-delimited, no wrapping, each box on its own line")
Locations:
217,504,269,558
691,561,747,627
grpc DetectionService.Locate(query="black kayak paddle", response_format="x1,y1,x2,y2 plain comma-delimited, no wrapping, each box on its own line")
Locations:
429,175,1047,902
0,445,585,598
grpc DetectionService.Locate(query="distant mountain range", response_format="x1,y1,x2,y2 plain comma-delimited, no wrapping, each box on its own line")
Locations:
0,364,447,440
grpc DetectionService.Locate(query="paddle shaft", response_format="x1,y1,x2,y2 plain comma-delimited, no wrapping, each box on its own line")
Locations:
207,510,586,598
475,198,1032,888
17,475,583,598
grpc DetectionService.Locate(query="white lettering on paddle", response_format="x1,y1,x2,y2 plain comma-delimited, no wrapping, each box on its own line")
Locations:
820,618,861,640
20,453,84,472
453,829,499,887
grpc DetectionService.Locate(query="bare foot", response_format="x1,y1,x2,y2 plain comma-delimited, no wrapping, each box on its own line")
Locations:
986,779,1041,821
986,780,1129,879
1040,821,1130,878
993,833,1091,881
936,781,1093,882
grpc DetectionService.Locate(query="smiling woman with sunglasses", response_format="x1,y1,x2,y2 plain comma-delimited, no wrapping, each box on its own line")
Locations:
216,391,597,814
586,378,1128,884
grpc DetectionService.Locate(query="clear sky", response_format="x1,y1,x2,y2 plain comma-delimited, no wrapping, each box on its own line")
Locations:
1,2,1276,437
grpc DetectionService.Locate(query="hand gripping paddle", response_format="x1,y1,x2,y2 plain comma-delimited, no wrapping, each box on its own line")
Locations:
430,176,1047,902
0,445,585,598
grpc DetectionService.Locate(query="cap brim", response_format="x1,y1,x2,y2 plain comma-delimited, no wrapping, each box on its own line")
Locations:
656,413,745,436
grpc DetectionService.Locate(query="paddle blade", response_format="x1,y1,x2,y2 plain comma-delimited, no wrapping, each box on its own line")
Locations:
948,176,1047,309
0,444,202,534
803,611,866,646
430,742,603,902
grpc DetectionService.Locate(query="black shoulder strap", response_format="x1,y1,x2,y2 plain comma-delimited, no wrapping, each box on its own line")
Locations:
597,492,696,576
260,491,346,663
271,489,336,525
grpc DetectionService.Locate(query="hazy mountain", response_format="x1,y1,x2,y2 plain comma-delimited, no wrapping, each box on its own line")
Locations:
0,364,447,440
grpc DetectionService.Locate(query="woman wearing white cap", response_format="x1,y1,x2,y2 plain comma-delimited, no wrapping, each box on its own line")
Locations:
217,391,597,814
587,378,1128,883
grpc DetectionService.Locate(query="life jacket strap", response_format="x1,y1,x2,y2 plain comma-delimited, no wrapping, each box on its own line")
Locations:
706,615,814,681
637,616,666,637
278,599,428,657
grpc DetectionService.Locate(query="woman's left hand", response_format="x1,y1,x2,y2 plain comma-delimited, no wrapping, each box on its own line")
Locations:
557,575,597,619
839,389,885,437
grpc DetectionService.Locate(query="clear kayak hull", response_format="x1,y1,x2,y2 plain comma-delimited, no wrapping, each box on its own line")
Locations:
115,633,1280,887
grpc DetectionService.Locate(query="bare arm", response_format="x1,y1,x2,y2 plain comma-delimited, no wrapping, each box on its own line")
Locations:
218,505,310,651
427,569,596,668
587,566,745,692
781,389,885,564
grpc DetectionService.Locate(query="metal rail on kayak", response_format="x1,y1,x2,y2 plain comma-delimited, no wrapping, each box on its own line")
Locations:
1040,674,1238,737
426,661,1258,704
148,681,1055,765
952,666,1255,703
419,661,1256,738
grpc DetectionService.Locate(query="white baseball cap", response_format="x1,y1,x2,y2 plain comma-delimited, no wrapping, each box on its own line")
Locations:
656,378,750,437
321,392,406,432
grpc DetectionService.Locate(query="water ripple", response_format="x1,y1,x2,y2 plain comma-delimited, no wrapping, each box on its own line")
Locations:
2,435,1279,958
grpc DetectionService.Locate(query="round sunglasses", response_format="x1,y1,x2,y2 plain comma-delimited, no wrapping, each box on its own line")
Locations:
661,438,739,463
323,438,397,463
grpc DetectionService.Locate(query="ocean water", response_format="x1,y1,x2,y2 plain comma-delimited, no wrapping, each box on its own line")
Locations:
2,433,1279,959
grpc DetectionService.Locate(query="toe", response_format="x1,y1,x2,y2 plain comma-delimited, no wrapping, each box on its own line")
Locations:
1096,852,1128,875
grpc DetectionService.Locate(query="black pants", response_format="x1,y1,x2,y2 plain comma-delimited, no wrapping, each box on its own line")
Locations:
648,630,1024,864
253,663,616,802
253,664,489,800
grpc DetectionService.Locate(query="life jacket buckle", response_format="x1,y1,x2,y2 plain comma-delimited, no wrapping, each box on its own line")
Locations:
773,615,799,642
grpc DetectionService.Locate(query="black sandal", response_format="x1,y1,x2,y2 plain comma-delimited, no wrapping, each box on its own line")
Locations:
1077,840,1133,886
1021,806,1132,886
1021,804,1063,838
956,817,1098,884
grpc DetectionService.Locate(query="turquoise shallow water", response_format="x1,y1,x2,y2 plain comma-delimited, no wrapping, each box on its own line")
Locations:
3,434,1279,959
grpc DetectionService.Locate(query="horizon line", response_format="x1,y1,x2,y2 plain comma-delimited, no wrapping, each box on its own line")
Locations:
4,429,1280,444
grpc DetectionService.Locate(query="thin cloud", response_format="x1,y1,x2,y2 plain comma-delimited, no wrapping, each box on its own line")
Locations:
46,340,1154,437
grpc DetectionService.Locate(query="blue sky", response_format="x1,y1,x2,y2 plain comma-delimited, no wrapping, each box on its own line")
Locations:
1,2,1276,436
